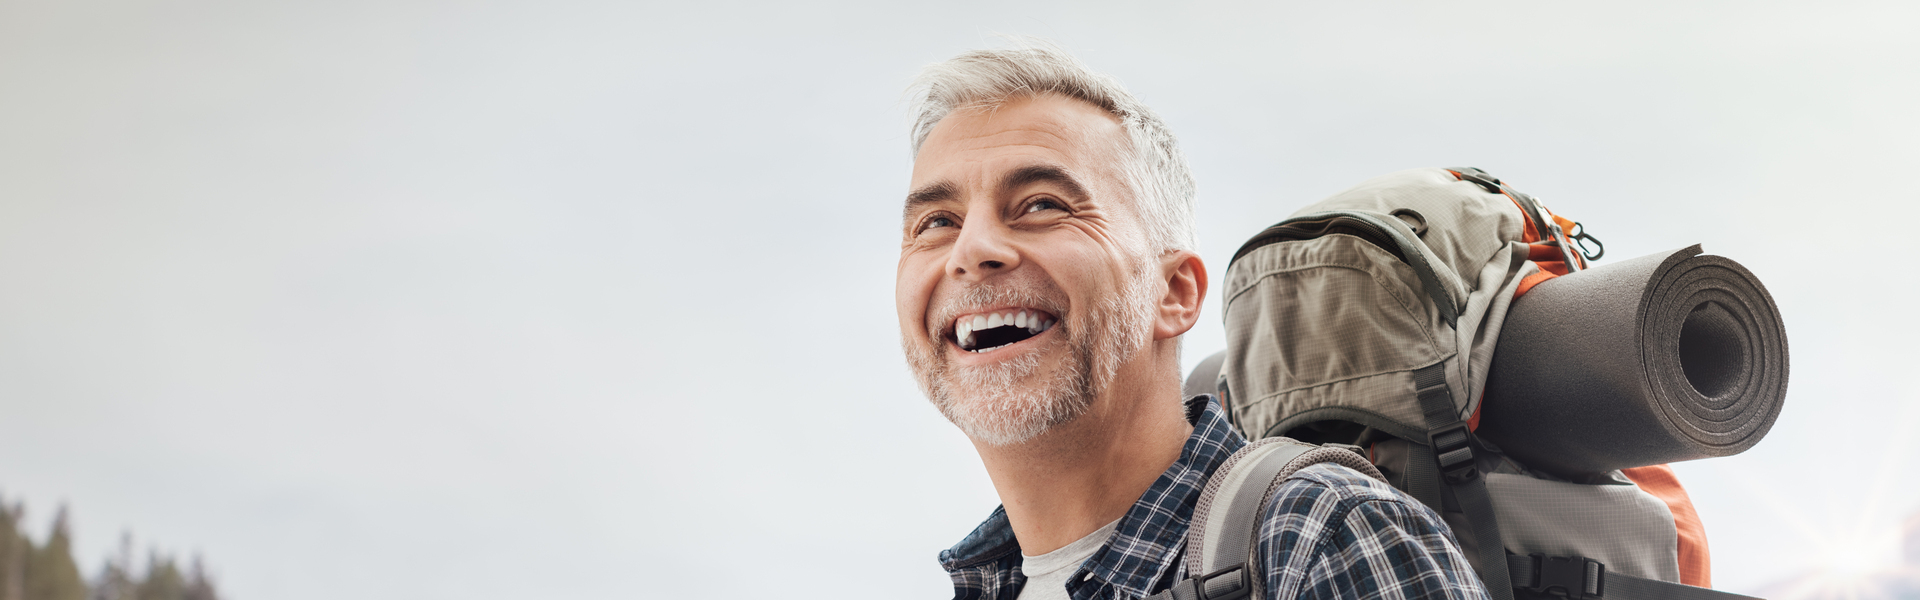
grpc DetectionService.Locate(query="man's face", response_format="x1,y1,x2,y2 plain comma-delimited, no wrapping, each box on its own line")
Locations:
897,94,1159,446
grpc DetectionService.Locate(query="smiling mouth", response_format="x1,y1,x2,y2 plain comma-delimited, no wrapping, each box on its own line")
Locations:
955,309,1056,353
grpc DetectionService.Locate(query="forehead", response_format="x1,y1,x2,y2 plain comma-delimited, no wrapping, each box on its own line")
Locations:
911,94,1129,188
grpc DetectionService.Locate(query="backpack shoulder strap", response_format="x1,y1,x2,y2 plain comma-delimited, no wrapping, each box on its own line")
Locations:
1145,438,1384,600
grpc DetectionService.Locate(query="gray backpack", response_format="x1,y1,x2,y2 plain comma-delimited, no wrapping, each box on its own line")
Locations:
1160,168,1766,600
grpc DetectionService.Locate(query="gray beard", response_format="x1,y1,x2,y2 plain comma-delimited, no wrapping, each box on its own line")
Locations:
905,272,1157,446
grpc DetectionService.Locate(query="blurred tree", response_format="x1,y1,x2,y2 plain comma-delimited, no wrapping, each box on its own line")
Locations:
0,495,220,600
26,507,86,600
87,534,135,600
0,496,217,600
179,557,215,600
133,554,182,600
1,501,25,600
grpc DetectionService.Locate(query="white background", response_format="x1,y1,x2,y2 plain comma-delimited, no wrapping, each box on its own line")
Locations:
1,1,1915,598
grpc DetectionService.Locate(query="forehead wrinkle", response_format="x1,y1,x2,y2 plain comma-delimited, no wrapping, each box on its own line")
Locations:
945,125,1080,156
930,108,1087,153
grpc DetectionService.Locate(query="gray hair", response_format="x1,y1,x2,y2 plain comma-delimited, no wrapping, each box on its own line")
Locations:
907,40,1197,255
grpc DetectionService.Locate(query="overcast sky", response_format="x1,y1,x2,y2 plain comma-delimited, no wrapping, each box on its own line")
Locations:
1,1,1916,598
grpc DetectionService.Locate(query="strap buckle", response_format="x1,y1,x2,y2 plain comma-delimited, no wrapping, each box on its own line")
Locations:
1195,565,1250,600
1520,554,1606,599
1163,565,1250,600
1428,422,1477,484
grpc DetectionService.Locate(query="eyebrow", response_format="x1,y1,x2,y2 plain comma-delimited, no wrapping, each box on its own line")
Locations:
903,180,958,221
900,163,1092,221
999,164,1091,203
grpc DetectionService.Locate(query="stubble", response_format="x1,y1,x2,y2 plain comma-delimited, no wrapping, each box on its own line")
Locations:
904,268,1158,446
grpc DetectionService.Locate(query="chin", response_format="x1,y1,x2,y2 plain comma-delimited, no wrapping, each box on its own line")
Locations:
904,328,1093,447
939,351,1093,446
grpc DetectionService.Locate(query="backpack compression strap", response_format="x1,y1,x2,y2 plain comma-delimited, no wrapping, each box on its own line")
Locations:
1502,555,1764,600
1144,438,1385,600
1406,365,1765,600
1405,363,1520,600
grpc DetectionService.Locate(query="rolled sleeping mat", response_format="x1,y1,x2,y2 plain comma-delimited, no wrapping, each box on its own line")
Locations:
1480,245,1788,478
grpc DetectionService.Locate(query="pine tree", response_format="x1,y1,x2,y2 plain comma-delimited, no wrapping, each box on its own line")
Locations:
25,506,86,600
132,554,182,600
86,533,135,600
178,557,214,600
0,494,224,600
0,501,25,600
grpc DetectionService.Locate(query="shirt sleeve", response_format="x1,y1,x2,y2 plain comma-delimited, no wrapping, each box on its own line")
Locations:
1255,464,1492,600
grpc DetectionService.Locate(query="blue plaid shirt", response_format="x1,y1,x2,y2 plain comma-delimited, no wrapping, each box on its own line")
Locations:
938,396,1490,600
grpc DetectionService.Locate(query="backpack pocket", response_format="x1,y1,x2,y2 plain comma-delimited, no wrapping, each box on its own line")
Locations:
1222,234,1453,439
1484,472,1683,584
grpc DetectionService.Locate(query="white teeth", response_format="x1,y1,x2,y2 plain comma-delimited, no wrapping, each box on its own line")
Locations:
955,310,1057,352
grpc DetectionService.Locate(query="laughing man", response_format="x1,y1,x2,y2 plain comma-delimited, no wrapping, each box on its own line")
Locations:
895,43,1493,600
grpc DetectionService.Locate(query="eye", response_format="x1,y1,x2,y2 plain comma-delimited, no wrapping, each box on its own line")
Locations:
916,213,958,235
1025,198,1065,214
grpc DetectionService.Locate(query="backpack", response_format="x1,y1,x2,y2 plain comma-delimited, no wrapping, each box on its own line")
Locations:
1161,168,1769,600
1143,437,1390,600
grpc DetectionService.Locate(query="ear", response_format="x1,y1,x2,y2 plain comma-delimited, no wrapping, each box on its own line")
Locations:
1152,250,1207,341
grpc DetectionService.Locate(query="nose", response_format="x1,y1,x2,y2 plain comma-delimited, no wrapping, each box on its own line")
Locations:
946,218,1019,280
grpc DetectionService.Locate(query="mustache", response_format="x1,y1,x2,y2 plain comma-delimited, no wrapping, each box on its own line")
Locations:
926,277,1069,338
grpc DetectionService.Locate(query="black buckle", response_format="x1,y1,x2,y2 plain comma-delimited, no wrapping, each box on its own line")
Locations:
1193,565,1250,600
1521,554,1606,598
1428,422,1477,484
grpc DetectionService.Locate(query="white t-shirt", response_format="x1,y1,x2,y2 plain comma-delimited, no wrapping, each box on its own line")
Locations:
1014,517,1124,600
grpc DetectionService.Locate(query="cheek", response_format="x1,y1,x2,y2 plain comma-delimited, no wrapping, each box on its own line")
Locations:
896,254,941,337
1033,238,1122,292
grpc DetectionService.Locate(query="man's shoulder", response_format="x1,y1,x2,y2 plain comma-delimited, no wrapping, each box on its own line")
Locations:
1249,461,1488,600
1270,461,1414,508
1256,460,1452,540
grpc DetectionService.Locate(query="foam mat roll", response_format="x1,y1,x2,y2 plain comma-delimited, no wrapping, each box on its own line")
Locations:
1480,245,1788,477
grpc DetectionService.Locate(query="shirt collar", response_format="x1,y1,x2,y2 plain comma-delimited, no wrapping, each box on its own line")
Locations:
940,395,1247,598
940,505,1020,571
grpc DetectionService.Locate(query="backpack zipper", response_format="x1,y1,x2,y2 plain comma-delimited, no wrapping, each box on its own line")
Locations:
1228,210,1459,329
1229,214,1406,266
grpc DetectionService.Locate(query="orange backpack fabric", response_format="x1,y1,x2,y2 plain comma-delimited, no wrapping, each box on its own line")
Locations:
1622,465,1712,587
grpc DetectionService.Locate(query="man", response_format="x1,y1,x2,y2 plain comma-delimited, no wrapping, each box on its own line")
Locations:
896,42,1490,600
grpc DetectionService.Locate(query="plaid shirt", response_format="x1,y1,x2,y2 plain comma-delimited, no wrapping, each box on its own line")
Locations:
938,396,1490,600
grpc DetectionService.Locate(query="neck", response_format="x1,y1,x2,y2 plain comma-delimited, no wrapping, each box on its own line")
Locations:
971,343,1193,556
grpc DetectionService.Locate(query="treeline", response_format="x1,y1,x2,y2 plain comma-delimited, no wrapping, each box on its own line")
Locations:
0,496,220,600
